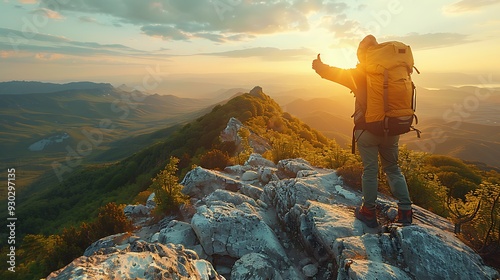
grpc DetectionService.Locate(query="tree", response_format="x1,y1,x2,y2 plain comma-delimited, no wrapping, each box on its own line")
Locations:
447,190,482,234
151,156,189,214
236,127,253,165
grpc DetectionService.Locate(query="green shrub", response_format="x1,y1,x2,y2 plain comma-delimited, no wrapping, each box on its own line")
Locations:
150,157,189,214
200,149,232,170
336,162,364,191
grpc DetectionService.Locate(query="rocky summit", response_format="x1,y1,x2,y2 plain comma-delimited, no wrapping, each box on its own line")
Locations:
47,150,498,279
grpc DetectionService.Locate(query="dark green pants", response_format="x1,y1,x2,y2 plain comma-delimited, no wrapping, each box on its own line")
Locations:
355,130,412,210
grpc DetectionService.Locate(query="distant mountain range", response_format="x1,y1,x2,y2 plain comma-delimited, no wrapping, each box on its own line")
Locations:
0,81,231,196
0,81,114,94
282,86,500,169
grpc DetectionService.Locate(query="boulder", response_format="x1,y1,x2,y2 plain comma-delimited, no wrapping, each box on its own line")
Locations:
258,166,277,184
83,232,140,257
190,203,286,260
277,158,315,177
124,204,150,217
302,263,319,278
146,192,156,208
241,170,259,181
220,117,243,144
158,220,198,247
245,153,276,168
49,240,223,280
182,166,243,198
231,253,283,280
299,202,363,262
339,259,411,280
397,224,499,280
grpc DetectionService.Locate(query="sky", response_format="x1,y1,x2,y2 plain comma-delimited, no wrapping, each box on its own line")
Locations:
0,0,499,95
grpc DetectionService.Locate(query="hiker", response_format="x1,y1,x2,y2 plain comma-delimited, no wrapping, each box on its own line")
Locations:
311,35,413,227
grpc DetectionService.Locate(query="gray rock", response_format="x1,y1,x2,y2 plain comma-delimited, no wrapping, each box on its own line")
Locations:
258,166,276,184
220,117,243,145
277,158,314,177
339,259,412,280
302,263,318,277
146,192,156,208
245,153,276,168
191,203,286,260
397,224,499,280
231,253,283,280
124,204,151,217
48,240,222,280
181,166,243,198
241,170,259,181
83,233,139,257
158,220,198,247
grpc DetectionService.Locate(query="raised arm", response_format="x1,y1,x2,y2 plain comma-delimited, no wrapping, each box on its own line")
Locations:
312,54,359,92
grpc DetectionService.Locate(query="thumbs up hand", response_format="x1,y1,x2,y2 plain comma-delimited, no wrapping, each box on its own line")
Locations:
312,53,324,70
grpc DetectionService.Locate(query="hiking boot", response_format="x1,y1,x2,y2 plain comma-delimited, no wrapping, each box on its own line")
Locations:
397,208,413,225
355,206,379,228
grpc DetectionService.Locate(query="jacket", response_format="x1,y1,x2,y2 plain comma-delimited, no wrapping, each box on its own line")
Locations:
313,62,368,130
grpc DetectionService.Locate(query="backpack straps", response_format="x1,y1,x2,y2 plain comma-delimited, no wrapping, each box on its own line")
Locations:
352,127,356,154
383,69,390,137
351,128,366,154
383,69,389,113
410,126,422,138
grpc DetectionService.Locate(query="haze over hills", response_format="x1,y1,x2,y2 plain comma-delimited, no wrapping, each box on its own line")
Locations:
0,81,114,95
2,79,499,197
150,72,500,167
281,86,500,169
0,83,211,152
0,81,230,195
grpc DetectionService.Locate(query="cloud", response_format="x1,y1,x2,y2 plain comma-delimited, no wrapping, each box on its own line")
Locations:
381,32,475,50
0,27,153,57
0,50,19,58
34,52,64,60
141,24,190,41
141,24,255,43
201,47,315,61
444,0,500,14
37,0,348,41
320,14,364,40
79,16,99,24
30,8,63,19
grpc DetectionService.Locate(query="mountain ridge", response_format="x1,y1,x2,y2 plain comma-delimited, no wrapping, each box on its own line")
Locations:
0,80,114,94
8,86,290,237
0,83,222,211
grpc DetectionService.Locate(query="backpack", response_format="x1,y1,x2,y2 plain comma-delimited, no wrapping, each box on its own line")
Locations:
363,41,421,138
351,41,421,154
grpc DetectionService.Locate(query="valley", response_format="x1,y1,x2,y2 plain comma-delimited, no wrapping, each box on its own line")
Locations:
1,81,499,202
0,82,233,199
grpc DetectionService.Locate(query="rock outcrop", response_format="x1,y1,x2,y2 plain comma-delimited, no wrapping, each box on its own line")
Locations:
220,116,271,154
48,153,499,280
47,237,221,280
